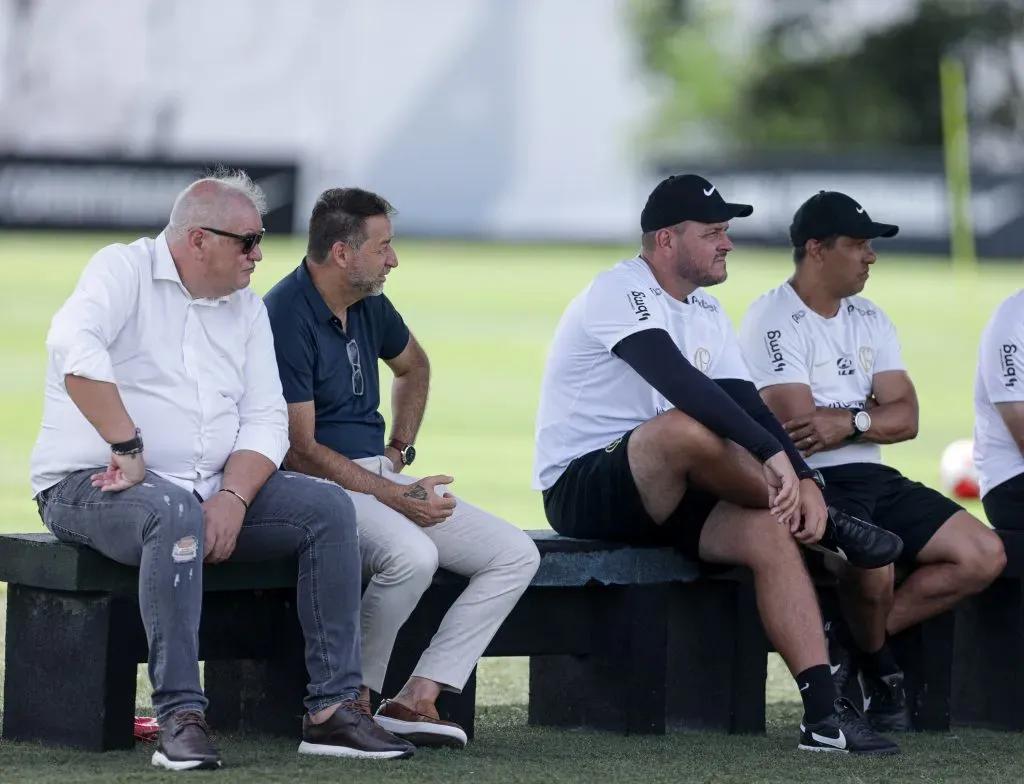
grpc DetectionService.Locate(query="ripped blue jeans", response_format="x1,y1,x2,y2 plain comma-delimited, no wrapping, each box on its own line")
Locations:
36,469,363,722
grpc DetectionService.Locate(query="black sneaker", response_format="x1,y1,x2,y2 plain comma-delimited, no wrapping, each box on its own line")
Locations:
825,621,856,697
860,671,910,733
807,507,904,569
798,697,899,755
151,710,222,771
299,700,416,759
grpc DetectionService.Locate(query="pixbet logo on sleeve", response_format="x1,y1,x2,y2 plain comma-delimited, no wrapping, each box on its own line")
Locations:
1002,344,1019,388
764,329,785,372
628,290,651,321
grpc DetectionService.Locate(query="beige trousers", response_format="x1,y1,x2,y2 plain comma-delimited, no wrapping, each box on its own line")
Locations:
351,456,540,694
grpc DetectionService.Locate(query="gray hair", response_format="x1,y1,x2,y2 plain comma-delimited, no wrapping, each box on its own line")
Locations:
167,167,267,237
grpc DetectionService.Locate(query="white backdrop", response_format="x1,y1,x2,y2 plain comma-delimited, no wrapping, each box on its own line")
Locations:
0,0,658,241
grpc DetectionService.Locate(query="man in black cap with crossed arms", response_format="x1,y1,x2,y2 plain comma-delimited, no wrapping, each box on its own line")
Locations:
739,190,1006,733
534,174,902,754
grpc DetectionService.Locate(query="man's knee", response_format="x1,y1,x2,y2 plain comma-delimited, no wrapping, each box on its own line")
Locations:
957,525,1006,590
374,536,439,592
501,531,541,582
144,485,204,539
633,410,725,472
281,473,358,540
747,513,802,565
702,506,800,568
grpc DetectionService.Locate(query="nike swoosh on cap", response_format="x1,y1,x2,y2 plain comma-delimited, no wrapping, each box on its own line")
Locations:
704,186,716,196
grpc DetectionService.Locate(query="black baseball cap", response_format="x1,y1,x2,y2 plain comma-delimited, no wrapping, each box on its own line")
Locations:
640,174,753,233
789,190,899,247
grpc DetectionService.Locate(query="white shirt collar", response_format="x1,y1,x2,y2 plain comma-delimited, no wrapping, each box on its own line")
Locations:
153,231,232,305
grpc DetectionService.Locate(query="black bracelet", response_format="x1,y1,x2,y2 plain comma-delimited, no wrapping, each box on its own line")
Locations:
110,428,144,456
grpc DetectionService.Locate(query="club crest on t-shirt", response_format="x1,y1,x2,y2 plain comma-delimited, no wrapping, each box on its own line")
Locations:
859,346,874,375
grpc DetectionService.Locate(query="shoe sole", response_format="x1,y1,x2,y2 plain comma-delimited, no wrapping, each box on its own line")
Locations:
297,740,414,759
151,751,222,770
797,744,899,755
374,715,468,748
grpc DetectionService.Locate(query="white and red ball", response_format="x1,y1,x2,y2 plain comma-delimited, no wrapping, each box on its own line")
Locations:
939,438,980,500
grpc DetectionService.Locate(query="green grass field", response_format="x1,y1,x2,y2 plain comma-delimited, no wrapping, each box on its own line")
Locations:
0,231,1020,782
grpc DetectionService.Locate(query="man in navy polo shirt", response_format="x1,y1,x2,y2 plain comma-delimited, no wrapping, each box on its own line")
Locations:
264,187,540,749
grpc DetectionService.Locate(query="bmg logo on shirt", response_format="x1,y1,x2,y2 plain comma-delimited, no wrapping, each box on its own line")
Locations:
628,290,651,322
1001,344,1018,388
764,330,785,372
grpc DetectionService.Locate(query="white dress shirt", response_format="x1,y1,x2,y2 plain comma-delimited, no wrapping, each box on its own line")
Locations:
30,232,289,498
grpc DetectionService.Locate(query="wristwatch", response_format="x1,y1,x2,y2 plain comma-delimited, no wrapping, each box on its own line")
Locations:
849,408,872,441
110,428,144,456
387,438,416,466
797,468,826,491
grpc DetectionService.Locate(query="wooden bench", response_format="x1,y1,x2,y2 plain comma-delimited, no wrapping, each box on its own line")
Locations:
0,530,770,751
952,529,1024,730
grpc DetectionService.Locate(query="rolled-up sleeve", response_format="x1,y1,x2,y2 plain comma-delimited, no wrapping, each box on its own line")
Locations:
233,302,290,466
46,247,140,384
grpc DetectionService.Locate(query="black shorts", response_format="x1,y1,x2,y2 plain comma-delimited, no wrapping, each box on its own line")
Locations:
541,428,720,559
982,472,1024,531
819,462,964,565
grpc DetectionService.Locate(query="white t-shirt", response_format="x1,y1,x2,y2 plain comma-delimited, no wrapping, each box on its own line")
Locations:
973,290,1024,497
738,282,905,470
532,256,751,491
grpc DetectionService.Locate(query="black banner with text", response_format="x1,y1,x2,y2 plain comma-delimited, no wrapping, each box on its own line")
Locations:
651,152,1024,260
0,154,299,233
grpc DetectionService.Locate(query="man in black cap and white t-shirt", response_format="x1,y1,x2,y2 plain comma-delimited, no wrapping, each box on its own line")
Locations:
534,174,903,754
739,190,1006,734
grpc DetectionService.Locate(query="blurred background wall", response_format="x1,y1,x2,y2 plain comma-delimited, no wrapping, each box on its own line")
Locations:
0,0,1022,255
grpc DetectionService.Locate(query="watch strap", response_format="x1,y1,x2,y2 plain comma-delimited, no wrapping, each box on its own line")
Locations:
110,428,144,456
797,467,826,490
849,408,865,441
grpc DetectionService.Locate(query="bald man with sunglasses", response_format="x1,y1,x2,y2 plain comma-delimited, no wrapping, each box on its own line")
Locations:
29,170,414,770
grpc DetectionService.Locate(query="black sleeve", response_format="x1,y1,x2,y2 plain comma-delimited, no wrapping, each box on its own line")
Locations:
613,328,783,462
715,378,813,478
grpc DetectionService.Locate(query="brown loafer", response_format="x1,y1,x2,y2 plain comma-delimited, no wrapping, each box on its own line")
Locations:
374,699,468,749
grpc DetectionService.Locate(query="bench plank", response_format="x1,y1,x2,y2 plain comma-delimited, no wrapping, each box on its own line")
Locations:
0,530,720,593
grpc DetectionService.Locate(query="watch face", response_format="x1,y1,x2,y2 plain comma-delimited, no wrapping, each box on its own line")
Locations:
855,411,871,432
404,445,416,465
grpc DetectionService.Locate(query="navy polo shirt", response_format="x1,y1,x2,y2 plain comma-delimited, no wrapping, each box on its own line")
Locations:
264,259,410,459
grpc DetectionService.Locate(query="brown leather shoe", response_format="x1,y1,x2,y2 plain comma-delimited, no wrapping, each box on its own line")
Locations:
299,700,415,759
151,710,222,771
374,699,468,749
354,693,373,717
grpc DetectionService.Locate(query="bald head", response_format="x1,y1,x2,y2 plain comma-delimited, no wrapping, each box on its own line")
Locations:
164,168,269,299
167,169,267,238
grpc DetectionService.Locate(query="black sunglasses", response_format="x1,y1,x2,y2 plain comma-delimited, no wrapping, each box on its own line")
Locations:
201,226,265,255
